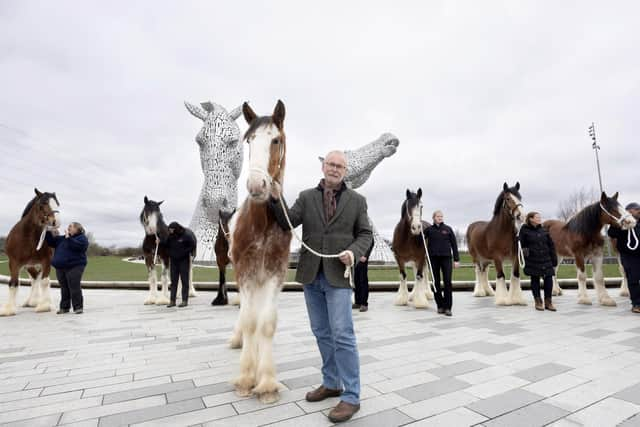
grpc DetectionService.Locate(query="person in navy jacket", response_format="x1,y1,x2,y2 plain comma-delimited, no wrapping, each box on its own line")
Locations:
45,222,89,314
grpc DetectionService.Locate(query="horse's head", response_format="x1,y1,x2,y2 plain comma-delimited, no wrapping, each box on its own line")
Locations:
242,100,286,202
184,100,242,154
599,191,637,230
26,188,60,228
499,182,525,228
140,196,164,235
402,188,423,235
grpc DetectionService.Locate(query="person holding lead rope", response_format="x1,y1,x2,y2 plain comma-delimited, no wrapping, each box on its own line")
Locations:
269,150,373,423
608,202,640,313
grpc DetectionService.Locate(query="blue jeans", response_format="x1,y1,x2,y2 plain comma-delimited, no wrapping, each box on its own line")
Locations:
303,272,360,405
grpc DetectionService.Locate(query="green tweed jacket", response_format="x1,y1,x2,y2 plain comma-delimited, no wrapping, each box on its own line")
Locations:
272,186,373,288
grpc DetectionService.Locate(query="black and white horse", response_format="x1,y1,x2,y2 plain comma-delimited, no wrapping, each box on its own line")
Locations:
140,196,171,305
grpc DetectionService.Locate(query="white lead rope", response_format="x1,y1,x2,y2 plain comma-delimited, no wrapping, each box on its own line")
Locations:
276,195,355,288
516,225,526,269
418,224,438,294
153,234,159,266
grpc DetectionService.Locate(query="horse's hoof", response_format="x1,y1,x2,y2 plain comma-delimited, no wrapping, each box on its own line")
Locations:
189,290,198,298
495,298,509,306
22,301,36,308
599,298,617,307
230,295,241,306
620,290,630,297
258,391,280,404
229,335,243,349
577,297,592,305
426,292,434,301
0,306,16,316
473,289,486,297
35,303,51,313
144,297,155,305
514,298,527,306
394,296,408,306
233,377,254,397
413,301,429,309
485,288,496,296
155,296,170,306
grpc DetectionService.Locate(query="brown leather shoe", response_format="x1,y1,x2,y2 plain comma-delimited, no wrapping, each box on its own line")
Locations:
544,299,557,311
328,401,360,423
534,297,544,311
631,306,640,314
359,305,368,312
305,385,342,402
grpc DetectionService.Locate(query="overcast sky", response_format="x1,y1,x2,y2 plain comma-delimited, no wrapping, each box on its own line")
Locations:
1,1,639,250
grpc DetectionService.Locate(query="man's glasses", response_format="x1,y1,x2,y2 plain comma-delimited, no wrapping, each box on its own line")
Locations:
324,162,345,171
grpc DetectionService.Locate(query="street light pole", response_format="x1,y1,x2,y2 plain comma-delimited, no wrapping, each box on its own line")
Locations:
588,122,603,193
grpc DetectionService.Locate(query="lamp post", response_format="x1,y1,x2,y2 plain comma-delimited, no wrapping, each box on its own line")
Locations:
588,122,603,193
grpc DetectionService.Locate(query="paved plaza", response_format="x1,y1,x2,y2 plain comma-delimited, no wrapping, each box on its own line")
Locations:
1,288,640,426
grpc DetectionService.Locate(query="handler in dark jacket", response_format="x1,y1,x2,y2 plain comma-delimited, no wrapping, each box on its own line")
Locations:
162,222,197,308
270,150,372,423
424,211,460,316
519,212,558,311
608,202,640,313
45,222,89,314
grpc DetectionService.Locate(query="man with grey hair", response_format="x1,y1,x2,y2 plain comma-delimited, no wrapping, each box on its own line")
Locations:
608,202,640,313
270,150,373,423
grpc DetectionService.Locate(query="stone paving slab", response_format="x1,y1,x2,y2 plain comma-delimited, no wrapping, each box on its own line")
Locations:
1,288,640,426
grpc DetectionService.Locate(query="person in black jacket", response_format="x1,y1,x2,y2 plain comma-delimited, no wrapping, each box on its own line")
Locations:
161,222,197,308
45,222,89,314
608,202,640,313
353,240,375,312
424,211,460,316
519,212,558,311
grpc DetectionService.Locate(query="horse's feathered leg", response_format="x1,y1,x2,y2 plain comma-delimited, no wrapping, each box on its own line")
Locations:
1,261,20,316
508,258,526,306
552,257,563,296
494,260,510,306
619,258,629,297
575,257,592,305
592,252,615,306
22,267,40,307
395,261,409,306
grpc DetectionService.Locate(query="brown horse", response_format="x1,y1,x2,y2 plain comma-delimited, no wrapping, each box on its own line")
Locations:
392,188,434,308
467,182,527,306
544,191,636,306
2,189,60,316
228,100,292,404
140,196,171,305
211,208,235,306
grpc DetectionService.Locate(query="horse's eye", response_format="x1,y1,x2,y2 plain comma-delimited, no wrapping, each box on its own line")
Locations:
272,138,279,145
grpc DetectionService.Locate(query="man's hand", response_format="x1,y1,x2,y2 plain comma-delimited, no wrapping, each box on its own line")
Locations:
454,261,460,269
359,256,367,263
270,181,282,200
339,250,354,266
64,230,70,238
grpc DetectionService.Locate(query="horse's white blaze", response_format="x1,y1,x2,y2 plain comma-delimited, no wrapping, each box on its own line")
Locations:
49,198,60,227
410,205,422,235
144,212,159,235
615,201,637,230
509,194,525,229
247,124,278,199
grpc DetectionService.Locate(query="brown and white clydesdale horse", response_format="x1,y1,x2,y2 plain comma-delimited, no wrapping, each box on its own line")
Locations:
392,188,434,308
467,182,527,306
140,196,171,305
544,191,636,306
227,100,292,404
2,189,60,316
211,208,235,306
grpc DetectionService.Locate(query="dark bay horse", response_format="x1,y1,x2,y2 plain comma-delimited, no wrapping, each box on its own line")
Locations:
140,196,171,305
467,182,527,306
228,100,292,404
544,191,636,306
211,208,235,306
392,188,433,308
2,189,60,316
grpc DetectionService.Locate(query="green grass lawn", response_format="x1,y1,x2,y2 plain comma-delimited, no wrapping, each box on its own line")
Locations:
0,255,621,282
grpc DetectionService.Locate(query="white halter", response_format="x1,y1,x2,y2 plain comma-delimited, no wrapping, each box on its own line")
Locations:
600,203,639,250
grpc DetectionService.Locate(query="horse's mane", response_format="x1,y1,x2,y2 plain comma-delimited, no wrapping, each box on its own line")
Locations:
565,202,603,236
21,196,37,218
400,200,407,218
493,188,522,216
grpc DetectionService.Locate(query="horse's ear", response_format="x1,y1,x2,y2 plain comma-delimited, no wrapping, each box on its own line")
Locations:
34,188,42,197
417,188,422,199
158,200,164,206
612,192,619,201
515,182,520,191
144,196,149,204
184,101,207,121
242,102,257,124
503,182,509,191
200,101,214,112
600,191,608,202
272,100,285,129
406,189,411,199
318,156,325,163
